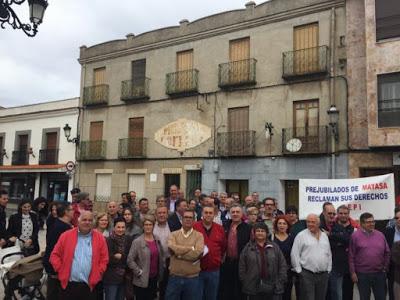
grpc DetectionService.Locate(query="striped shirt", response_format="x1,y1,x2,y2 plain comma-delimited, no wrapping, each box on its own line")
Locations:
69,230,93,283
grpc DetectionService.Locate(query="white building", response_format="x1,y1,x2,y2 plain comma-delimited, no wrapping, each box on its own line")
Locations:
0,98,79,203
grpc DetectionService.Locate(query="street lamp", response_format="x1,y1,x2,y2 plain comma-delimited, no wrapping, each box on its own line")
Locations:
327,104,339,141
0,0,48,37
63,124,80,145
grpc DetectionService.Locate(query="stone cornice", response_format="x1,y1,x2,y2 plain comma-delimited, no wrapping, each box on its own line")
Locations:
0,107,79,123
79,0,345,65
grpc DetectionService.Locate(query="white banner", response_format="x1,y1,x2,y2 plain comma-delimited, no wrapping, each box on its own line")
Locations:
299,174,395,220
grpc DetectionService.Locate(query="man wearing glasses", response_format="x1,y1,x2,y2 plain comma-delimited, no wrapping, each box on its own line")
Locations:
320,202,337,234
349,212,390,300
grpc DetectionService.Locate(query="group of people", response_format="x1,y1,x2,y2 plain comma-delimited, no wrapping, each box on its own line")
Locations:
0,186,400,300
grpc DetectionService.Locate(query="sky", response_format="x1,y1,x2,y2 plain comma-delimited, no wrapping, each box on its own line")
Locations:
0,0,250,108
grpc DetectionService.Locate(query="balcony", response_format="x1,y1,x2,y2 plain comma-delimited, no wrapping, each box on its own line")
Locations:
12,150,29,165
282,46,329,80
282,126,329,155
118,138,147,159
217,131,256,157
82,84,109,106
78,140,106,160
39,149,59,165
0,150,3,166
166,69,199,96
218,58,257,89
121,78,150,102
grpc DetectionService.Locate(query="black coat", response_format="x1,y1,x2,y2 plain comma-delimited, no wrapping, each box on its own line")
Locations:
223,220,252,258
329,222,354,274
7,212,40,255
0,205,7,240
167,213,182,232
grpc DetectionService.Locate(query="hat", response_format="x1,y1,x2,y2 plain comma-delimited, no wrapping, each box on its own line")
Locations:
70,188,81,194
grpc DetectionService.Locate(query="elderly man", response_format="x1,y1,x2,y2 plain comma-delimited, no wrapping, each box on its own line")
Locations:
166,209,204,300
320,202,336,234
350,212,390,300
156,195,166,208
166,185,180,213
220,204,252,300
168,199,188,232
50,211,109,300
291,213,332,300
71,192,92,227
194,204,226,300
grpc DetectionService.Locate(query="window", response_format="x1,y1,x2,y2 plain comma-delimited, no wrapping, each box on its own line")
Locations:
95,174,111,202
186,170,202,200
128,174,145,199
128,117,144,156
176,50,194,91
293,100,319,135
93,67,106,86
90,121,103,141
375,0,400,41
228,106,249,132
293,23,319,74
132,59,146,85
229,37,250,82
378,72,400,127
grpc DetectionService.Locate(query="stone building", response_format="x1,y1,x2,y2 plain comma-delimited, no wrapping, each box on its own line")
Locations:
77,0,348,209
0,98,79,203
346,0,400,202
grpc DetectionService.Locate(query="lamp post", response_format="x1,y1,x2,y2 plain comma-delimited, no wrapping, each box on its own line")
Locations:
0,0,48,37
63,124,80,145
327,104,339,179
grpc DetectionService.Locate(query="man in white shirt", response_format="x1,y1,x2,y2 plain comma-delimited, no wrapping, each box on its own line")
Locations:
291,213,332,300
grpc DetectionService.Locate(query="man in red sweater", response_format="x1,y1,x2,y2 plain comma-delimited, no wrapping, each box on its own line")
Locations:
50,211,109,300
193,204,226,300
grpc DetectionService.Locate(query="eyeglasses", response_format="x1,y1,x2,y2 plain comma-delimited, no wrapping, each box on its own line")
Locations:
395,217,400,220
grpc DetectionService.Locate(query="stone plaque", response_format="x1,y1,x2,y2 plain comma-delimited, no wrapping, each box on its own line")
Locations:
155,118,211,151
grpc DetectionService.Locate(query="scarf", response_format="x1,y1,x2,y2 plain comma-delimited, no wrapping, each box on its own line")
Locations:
110,231,125,254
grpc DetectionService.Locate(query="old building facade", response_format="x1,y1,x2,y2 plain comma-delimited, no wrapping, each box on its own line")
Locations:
346,0,400,202
77,0,348,209
0,98,79,202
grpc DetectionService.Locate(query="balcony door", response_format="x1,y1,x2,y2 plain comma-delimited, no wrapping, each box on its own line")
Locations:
228,106,249,155
45,132,58,164
0,136,3,165
176,50,193,91
90,121,103,156
93,67,106,101
132,59,146,96
293,23,319,74
128,117,144,156
294,100,319,151
229,37,250,83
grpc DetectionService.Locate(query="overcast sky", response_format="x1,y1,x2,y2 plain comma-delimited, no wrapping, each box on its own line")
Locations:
0,0,248,107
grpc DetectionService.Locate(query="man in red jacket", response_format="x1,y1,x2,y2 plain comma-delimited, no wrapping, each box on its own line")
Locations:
50,210,109,300
193,204,227,300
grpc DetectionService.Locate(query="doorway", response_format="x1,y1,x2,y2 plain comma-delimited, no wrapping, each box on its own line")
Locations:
285,180,299,210
164,174,181,197
226,180,248,202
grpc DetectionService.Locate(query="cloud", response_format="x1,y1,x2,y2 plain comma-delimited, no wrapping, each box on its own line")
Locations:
0,0,247,107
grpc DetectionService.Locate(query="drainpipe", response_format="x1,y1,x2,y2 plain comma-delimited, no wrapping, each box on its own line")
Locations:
329,7,337,179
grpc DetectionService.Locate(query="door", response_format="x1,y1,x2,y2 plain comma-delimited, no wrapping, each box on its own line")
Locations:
164,174,180,198
45,132,58,163
132,59,146,96
186,170,202,200
128,174,145,199
228,107,250,155
89,121,103,156
294,100,319,152
128,117,144,156
285,180,299,210
176,50,193,91
0,136,3,165
93,67,106,101
18,134,28,164
229,37,250,83
293,23,319,74
226,180,248,203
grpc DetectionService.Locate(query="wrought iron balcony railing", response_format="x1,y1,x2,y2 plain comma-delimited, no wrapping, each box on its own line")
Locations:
118,138,147,158
121,78,150,102
282,46,329,79
217,131,256,157
78,140,107,160
218,58,257,88
166,69,199,96
83,84,109,106
12,150,29,165
282,126,329,155
39,149,59,165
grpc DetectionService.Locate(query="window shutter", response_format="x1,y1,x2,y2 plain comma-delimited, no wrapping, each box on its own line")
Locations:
96,174,111,202
90,122,103,141
229,37,250,62
93,67,106,86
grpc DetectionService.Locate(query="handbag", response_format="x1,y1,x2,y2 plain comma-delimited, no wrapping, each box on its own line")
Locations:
258,278,274,295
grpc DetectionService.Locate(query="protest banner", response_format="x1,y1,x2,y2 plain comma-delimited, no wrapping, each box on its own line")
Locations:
299,173,395,220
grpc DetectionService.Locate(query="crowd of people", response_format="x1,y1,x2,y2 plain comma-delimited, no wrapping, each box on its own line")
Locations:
0,186,399,300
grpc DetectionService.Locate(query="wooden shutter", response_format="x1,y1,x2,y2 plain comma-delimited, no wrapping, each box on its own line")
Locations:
294,23,319,73
46,132,57,149
228,106,249,132
176,50,193,71
0,136,3,150
132,59,146,85
294,100,319,151
90,121,103,141
229,38,250,83
93,67,106,86
18,135,28,150
229,37,250,61
128,117,144,156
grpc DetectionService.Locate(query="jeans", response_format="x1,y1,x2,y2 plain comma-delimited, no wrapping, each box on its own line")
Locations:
199,270,220,300
357,272,386,300
165,275,200,300
329,271,354,300
104,283,124,300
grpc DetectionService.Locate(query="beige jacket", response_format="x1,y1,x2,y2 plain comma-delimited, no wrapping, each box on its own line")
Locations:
127,234,164,288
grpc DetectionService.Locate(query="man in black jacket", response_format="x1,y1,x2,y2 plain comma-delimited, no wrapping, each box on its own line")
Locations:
167,199,188,232
219,204,252,300
0,190,9,247
385,206,400,300
328,205,355,300
43,202,73,300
